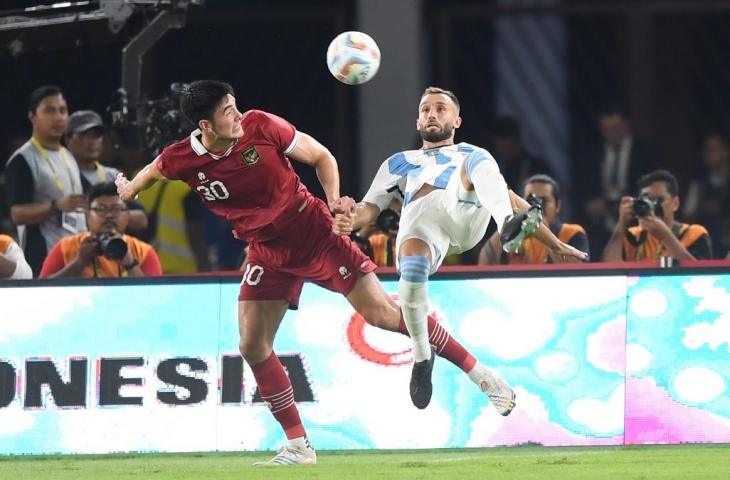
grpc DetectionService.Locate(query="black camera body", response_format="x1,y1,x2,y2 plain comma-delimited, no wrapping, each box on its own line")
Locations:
632,196,664,218
95,234,128,261
526,193,545,210
376,209,400,234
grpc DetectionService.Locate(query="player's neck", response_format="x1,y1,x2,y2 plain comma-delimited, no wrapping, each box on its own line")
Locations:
201,132,236,154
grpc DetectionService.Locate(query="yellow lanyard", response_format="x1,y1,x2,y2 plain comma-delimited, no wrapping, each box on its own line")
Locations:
95,162,106,183
31,137,77,194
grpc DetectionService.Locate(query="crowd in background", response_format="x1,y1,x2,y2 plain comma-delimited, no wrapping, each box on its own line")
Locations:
1,84,729,280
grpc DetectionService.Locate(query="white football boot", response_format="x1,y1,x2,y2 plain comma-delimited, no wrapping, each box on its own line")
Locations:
253,438,317,466
470,364,516,416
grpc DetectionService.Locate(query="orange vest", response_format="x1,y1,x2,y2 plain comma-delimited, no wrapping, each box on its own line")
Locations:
368,233,395,267
623,223,708,260
58,232,155,278
0,234,13,255
507,223,586,264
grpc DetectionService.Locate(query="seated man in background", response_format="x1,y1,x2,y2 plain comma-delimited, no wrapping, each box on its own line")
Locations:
40,182,161,278
603,169,712,262
65,110,149,233
479,174,589,265
0,234,32,279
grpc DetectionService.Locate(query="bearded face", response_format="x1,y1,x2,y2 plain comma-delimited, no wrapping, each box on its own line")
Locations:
419,121,454,143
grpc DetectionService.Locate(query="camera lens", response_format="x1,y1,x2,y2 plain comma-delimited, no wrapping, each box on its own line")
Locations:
97,234,128,260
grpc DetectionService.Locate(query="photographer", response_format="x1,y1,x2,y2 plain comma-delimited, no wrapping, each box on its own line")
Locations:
479,174,589,265
603,169,712,262
39,182,161,278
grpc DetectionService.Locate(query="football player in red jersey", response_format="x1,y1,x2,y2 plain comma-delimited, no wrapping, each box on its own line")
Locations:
117,80,512,465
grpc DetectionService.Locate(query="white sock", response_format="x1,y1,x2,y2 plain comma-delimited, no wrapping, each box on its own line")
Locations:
467,362,487,385
288,436,312,450
398,278,431,362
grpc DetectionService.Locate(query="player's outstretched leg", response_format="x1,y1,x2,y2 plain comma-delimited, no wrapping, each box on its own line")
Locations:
398,254,435,409
395,313,515,415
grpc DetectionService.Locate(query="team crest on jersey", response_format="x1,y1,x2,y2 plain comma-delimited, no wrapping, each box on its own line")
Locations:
242,146,260,166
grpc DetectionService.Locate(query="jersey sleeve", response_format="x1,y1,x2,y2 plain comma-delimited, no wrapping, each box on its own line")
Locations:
362,155,408,212
5,154,35,206
154,150,177,180
39,242,65,278
254,110,298,154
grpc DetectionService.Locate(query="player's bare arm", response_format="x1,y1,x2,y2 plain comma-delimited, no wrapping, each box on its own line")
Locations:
287,132,341,210
115,157,168,202
508,190,587,261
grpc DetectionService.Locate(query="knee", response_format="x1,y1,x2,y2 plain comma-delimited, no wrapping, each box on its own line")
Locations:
239,337,271,365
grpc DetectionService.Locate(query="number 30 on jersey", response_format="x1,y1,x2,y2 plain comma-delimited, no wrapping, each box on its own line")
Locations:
197,180,230,201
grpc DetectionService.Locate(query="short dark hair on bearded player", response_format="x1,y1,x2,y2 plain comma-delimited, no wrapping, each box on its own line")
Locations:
180,80,235,124
28,85,63,114
421,86,460,111
525,173,561,203
88,182,120,204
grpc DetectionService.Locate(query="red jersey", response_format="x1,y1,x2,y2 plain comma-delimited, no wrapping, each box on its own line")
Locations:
156,110,315,243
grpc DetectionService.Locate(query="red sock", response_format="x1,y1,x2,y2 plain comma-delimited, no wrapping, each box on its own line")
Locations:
250,352,306,440
398,313,477,373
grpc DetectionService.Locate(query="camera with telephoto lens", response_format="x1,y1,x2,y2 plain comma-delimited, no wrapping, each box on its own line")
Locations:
95,233,128,261
631,196,664,218
525,193,545,210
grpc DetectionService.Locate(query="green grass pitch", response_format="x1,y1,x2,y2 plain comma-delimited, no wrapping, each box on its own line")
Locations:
1,445,729,480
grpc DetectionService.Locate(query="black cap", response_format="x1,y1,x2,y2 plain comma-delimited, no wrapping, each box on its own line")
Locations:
66,110,106,136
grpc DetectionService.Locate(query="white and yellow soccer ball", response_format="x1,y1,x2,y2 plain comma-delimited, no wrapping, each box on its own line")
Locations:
326,31,381,85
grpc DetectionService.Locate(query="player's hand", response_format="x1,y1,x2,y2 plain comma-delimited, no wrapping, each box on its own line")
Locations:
115,173,136,201
55,194,87,212
332,211,355,236
550,241,588,261
329,196,356,215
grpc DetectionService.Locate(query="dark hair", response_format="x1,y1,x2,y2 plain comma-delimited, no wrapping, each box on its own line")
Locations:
637,169,679,197
525,173,560,203
180,80,235,125
597,103,629,120
421,86,460,111
88,182,120,204
492,116,521,139
703,131,730,147
28,85,63,113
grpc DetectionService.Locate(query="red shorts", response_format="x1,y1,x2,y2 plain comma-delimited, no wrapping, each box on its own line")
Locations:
238,199,377,308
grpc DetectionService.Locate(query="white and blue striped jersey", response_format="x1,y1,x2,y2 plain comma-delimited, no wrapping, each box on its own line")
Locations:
362,142,499,211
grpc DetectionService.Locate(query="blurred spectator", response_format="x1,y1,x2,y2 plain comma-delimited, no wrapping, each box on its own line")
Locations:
40,182,161,278
577,106,661,259
490,116,555,189
682,133,730,258
65,110,149,233
603,169,712,262
137,180,210,273
0,234,32,280
365,208,400,267
5,85,86,276
479,174,589,264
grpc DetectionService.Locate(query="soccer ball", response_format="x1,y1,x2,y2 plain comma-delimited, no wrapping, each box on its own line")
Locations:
326,31,381,85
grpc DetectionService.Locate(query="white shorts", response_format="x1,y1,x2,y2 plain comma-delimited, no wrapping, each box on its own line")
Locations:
396,175,492,274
